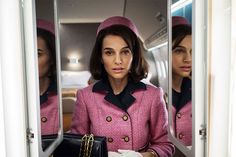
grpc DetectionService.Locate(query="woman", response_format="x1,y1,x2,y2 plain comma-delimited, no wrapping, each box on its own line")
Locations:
172,16,192,146
37,19,58,135
71,16,174,157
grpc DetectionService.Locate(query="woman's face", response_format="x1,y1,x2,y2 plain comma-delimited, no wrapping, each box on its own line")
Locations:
102,35,133,82
172,35,192,78
37,37,52,79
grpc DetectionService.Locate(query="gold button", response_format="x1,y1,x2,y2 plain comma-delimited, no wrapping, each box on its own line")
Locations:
106,116,112,122
41,117,47,123
123,136,129,142
178,133,184,139
176,113,182,119
107,137,113,143
122,115,128,121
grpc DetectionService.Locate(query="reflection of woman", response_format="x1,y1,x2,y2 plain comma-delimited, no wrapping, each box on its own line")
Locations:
71,16,174,157
37,19,58,135
172,16,192,146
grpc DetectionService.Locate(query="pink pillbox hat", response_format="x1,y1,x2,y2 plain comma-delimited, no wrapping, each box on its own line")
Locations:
37,19,55,34
97,16,139,36
172,16,189,27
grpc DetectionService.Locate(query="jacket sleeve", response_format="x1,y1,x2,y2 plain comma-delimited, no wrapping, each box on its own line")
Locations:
148,87,175,157
70,89,90,134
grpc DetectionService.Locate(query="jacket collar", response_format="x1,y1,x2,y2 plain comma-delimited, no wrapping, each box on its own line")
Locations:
92,78,146,111
172,77,191,111
40,81,57,105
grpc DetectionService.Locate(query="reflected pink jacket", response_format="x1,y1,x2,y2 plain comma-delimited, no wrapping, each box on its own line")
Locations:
40,94,59,135
172,101,192,146
71,84,174,157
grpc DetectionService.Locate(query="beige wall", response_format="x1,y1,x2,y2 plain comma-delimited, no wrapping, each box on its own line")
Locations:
59,23,99,71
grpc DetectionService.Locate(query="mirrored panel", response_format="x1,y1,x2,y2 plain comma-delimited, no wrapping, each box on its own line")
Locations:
35,0,59,151
169,0,192,156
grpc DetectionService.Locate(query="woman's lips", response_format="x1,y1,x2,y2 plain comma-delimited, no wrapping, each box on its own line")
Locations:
180,66,191,72
112,67,124,73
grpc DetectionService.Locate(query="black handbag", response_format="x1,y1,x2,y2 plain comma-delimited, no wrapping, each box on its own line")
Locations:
42,133,108,157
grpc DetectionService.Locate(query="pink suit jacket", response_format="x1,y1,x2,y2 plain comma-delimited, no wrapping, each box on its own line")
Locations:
40,94,59,135
172,101,192,146
71,84,174,157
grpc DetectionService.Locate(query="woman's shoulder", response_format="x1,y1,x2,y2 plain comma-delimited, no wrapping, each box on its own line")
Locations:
76,84,93,96
142,84,166,108
145,84,164,94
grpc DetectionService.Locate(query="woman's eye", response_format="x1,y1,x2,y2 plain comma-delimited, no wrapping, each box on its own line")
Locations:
104,50,113,56
121,49,131,55
173,48,184,54
38,51,43,57
38,49,46,57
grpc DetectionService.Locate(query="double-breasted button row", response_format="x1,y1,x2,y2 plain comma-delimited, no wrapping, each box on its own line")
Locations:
106,115,129,122
41,117,47,123
107,136,130,143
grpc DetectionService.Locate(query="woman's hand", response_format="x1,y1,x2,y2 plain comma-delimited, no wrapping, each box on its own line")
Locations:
117,149,143,157
108,151,123,157
109,149,158,157
140,151,158,157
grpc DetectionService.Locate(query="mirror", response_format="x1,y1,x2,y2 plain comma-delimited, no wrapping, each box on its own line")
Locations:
168,0,192,156
35,0,60,151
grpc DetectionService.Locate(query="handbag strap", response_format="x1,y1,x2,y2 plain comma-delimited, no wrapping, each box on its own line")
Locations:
78,134,94,157
86,134,94,157
79,134,88,157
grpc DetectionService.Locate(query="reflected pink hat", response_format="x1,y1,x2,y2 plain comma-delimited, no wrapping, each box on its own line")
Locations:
37,19,55,34
97,16,139,36
172,16,189,27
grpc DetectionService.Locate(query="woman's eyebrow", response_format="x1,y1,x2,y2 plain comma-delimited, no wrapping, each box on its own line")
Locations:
103,46,129,51
174,45,186,49
103,47,113,51
121,46,129,50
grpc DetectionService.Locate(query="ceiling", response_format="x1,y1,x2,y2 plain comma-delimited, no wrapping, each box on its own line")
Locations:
58,0,125,23
58,0,167,42
36,0,167,46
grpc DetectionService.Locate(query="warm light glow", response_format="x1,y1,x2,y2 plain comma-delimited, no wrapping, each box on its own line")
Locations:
68,57,79,64
67,51,81,64
66,51,82,70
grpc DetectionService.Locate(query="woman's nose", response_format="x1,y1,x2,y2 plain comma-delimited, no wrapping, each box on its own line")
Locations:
114,54,122,64
184,52,192,62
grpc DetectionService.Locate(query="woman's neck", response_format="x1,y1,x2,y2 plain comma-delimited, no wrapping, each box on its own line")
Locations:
172,75,183,93
39,77,50,95
108,77,128,95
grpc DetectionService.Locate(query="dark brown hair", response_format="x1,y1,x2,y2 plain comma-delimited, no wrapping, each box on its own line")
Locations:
89,25,148,82
172,24,192,50
37,28,57,83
